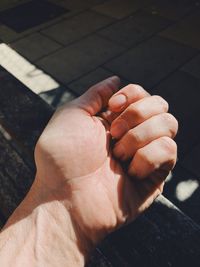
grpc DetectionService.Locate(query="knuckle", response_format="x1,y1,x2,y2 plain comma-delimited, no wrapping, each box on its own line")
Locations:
161,113,179,137
129,128,142,144
153,95,169,111
129,83,143,90
128,84,148,97
161,112,173,123
159,136,177,156
138,148,156,170
127,103,142,120
135,148,144,162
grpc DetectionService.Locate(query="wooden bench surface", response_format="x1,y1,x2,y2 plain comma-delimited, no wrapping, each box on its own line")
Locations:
0,67,200,267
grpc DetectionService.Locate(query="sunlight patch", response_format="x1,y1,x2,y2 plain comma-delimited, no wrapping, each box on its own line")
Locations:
165,171,173,183
0,43,59,94
176,180,199,202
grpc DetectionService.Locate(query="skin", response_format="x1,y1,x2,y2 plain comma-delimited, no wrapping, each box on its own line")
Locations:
0,77,178,266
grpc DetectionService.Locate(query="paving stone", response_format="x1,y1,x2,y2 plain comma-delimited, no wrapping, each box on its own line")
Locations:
39,88,61,106
0,11,75,43
0,43,60,95
39,87,74,107
41,10,114,46
40,85,75,107
57,90,76,107
104,36,197,89
97,11,171,48
152,71,200,158
68,67,113,95
93,0,148,19
181,143,200,178
0,0,28,11
0,23,21,42
181,54,200,80
144,0,199,20
0,0,68,33
160,10,200,49
68,67,129,96
36,34,124,85
164,163,200,225
50,0,107,11
11,32,61,62
0,12,73,43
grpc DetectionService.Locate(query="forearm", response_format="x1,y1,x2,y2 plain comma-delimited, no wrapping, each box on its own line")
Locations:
0,180,88,267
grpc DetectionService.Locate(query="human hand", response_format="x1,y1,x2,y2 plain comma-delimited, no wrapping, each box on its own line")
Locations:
34,76,178,262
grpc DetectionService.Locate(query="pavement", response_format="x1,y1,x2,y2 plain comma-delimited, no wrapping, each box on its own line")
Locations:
0,0,200,224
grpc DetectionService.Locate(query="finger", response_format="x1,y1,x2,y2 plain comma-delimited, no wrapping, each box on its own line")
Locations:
100,110,120,124
76,76,121,115
110,95,169,139
108,84,150,113
136,169,169,202
127,176,165,218
113,113,178,160
128,136,177,179
101,84,151,124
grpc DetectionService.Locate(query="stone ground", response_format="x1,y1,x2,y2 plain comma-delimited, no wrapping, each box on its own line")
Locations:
0,0,200,224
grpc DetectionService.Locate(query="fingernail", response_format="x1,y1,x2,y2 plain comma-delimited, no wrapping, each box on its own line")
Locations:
111,119,129,138
110,75,120,83
113,143,125,159
109,94,127,109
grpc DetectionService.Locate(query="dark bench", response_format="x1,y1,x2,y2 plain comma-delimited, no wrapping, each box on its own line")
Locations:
0,66,200,267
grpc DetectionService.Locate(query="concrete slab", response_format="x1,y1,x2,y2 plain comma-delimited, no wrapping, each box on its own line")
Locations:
181,144,200,178
144,0,199,20
0,43,60,94
0,0,68,32
57,90,76,107
41,10,114,45
0,2,77,42
97,11,171,48
51,0,107,10
93,0,148,19
11,32,61,62
68,67,129,96
181,54,200,80
36,34,124,84
0,23,20,43
40,87,74,107
68,67,114,95
104,36,197,89
160,10,200,49
152,70,200,158
0,0,28,11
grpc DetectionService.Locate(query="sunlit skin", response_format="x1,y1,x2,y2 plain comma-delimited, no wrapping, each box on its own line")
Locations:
35,76,178,252
0,77,178,266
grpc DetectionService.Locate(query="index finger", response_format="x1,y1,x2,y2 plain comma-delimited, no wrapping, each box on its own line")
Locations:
108,84,150,113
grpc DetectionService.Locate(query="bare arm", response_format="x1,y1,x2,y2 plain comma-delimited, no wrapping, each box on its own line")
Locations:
0,179,87,267
0,77,178,266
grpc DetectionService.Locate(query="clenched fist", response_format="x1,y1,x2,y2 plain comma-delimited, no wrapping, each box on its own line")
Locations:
34,76,178,257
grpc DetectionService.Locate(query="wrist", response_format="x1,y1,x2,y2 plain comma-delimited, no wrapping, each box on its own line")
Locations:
1,178,93,267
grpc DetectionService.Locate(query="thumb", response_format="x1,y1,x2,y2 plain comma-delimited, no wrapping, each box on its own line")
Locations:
75,76,121,115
